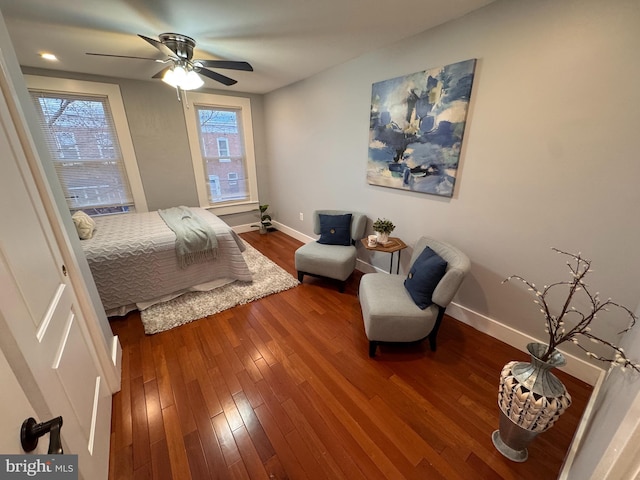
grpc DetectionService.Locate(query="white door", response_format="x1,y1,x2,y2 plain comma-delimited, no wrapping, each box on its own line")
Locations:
0,348,46,454
0,48,113,478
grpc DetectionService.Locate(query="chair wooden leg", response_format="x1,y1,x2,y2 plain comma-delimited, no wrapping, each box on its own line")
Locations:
297,271,304,282
338,280,346,293
428,306,446,351
369,341,378,358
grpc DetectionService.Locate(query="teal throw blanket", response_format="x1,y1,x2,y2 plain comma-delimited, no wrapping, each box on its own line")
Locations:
158,206,218,269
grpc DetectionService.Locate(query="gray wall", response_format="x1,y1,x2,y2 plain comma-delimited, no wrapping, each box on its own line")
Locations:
262,0,640,362
22,67,269,226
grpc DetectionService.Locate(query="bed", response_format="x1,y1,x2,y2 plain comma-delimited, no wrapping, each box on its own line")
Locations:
80,207,252,316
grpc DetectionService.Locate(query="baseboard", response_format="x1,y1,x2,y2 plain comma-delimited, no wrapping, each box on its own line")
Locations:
236,221,602,385
446,303,603,385
233,221,313,243
356,258,387,274
233,223,258,234
271,221,313,243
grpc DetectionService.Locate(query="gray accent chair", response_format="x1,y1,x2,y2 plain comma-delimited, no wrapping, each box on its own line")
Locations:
295,210,367,292
359,236,470,357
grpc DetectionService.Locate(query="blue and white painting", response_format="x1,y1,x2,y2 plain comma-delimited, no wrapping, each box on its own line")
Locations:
367,59,476,197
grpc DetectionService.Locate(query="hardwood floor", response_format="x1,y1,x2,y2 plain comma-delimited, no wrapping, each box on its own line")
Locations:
108,230,593,479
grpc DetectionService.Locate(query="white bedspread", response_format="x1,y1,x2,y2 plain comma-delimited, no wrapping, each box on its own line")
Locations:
81,208,252,314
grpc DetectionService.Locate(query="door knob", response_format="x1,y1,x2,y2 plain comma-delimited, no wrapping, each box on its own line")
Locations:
20,416,64,454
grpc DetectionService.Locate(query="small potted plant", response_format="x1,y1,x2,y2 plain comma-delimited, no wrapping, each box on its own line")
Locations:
372,218,395,244
251,204,272,234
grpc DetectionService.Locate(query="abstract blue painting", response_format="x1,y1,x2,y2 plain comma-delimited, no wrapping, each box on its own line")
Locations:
367,59,476,197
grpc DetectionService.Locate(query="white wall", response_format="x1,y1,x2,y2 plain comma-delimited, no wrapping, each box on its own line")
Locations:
562,309,640,479
263,0,640,373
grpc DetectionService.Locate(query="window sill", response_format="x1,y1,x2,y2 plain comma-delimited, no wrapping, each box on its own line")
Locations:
205,201,258,216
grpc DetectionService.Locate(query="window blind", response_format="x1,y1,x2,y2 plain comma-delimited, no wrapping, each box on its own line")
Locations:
30,90,135,214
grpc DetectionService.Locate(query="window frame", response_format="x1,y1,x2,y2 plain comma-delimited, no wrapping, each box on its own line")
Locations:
183,92,258,215
25,75,148,214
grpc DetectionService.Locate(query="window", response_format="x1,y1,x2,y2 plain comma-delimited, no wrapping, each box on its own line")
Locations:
184,92,258,215
227,172,239,194
27,76,147,215
208,175,221,199
217,138,230,162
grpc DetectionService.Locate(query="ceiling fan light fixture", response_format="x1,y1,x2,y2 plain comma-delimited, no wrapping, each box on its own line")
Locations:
184,70,204,90
162,65,204,90
86,32,251,92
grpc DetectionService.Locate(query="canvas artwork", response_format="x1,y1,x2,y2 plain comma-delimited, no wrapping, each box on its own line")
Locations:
367,59,476,197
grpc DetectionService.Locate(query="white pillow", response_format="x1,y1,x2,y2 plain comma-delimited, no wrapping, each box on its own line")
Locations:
72,211,96,240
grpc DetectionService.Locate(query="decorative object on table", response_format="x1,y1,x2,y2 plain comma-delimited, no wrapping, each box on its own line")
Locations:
360,237,407,275
372,218,395,245
251,204,272,234
367,59,476,197
493,248,640,462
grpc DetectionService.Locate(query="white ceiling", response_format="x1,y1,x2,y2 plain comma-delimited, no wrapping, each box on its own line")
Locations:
0,0,495,94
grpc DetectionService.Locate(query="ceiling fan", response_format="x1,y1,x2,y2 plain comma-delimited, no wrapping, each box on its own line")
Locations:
86,33,253,90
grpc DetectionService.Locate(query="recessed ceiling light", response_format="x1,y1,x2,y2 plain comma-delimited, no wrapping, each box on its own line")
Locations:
40,53,58,61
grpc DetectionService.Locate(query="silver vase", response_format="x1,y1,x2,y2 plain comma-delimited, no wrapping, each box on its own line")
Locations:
492,342,572,462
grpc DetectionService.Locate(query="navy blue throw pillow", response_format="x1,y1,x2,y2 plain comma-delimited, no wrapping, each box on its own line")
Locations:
317,214,352,246
404,247,448,309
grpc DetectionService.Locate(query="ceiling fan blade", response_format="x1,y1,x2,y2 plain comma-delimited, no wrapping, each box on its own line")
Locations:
138,34,176,58
152,66,172,79
197,68,237,86
194,60,253,72
86,53,161,61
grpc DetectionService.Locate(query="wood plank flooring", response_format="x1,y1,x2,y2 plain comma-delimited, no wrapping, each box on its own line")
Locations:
108,230,593,479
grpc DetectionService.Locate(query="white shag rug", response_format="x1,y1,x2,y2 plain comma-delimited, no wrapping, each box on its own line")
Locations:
140,243,299,334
